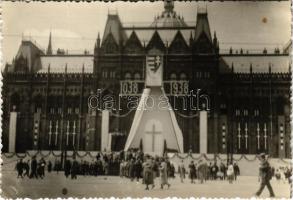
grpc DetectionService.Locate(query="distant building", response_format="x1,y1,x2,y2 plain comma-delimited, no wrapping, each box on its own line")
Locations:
2,1,291,158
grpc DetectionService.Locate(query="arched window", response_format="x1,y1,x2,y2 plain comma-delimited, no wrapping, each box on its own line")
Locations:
180,73,187,80
170,73,177,80
124,72,132,80
134,73,141,80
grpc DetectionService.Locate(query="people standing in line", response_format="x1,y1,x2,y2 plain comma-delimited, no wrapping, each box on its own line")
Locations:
255,153,275,198
178,160,186,183
227,162,234,184
30,156,38,179
189,161,196,183
159,158,170,189
16,159,24,178
143,155,154,190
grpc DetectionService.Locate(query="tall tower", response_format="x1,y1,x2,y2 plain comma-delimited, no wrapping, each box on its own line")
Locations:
46,32,53,55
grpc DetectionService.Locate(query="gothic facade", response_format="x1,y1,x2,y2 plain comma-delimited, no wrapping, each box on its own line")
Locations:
2,2,291,158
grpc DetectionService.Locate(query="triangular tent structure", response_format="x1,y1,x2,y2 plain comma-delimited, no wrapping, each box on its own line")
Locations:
124,87,184,156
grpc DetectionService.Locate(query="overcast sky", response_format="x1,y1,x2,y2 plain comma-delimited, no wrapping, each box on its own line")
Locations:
2,1,291,64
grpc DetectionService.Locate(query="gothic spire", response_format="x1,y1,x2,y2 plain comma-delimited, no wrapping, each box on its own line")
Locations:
46,31,53,55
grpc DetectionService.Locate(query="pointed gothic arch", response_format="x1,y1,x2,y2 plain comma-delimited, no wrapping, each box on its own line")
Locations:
101,32,119,54
124,31,144,54
146,31,166,52
169,31,189,54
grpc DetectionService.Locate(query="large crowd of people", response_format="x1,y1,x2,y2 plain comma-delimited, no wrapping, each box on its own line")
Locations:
14,150,291,191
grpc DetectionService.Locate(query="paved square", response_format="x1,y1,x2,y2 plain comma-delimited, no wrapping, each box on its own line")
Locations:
2,170,290,198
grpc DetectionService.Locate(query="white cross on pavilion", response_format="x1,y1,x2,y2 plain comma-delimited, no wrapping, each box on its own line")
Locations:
264,123,267,149
237,123,241,149
146,124,161,152
244,123,248,149
256,123,260,149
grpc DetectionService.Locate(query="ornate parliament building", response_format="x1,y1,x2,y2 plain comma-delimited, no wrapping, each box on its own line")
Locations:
2,1,291,158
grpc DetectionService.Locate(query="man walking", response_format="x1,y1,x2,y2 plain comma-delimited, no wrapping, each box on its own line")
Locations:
30,156,38,179
255,153,275,197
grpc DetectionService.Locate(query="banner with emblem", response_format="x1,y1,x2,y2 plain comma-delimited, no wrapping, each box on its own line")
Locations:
146,55,163,86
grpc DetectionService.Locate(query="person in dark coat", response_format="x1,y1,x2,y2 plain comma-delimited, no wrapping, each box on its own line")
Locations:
47,161,52,173
39,158,46,178
134,159,142,182
16,159,24,178
233,162,240,180
23,160,30,178
170,163,175,178
212,162,219,180
64,159,72,178
189,161,196,183
30,156,38,179
71,159,79,179
255,153,275,197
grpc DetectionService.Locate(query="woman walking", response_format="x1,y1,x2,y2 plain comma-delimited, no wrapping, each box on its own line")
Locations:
159,158,170,189
143,155,154,190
